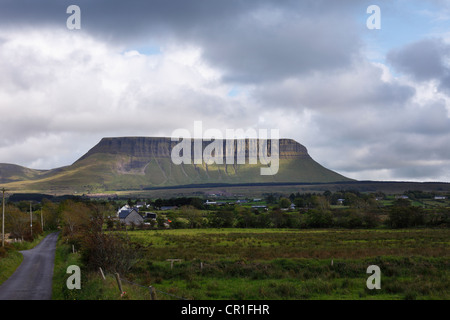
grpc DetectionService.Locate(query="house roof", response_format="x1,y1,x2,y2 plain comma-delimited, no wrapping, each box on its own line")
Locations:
119,208,140,219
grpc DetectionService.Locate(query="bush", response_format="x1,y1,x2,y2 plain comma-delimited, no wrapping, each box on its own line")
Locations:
387,206,425,228
80,232,142,274
171,218,190,229
0,246,7,258
304,209,333,228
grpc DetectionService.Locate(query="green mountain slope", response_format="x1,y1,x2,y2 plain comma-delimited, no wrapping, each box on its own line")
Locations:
0,163,49,183
0,137,352,193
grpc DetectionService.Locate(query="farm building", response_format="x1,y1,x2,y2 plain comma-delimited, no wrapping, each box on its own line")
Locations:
119,208,144,225
144,212,157,220
136,201,148,208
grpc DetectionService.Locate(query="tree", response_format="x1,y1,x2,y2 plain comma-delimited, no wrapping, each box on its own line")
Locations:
5,204,29,240
279,197,291,209
154,198,163,209
265,194,277,204
312,195,330,211
81,224,141,274
181,205,203,228
305,209,333,228
190,197,205,210
60,200,91,245
270,208,288,228
393,198,411,207
41,199,60,231
387,205,425,228
209,210,235,228
235,207,256,228
293,197,305,208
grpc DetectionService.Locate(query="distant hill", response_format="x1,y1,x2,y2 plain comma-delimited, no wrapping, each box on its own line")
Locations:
0,137,352,194
0,163,48,183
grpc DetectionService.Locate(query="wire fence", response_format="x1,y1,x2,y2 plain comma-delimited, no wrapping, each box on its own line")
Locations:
100,267,189,300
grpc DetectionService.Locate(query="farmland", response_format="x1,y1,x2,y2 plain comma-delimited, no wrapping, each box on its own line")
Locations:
57,228,450,300
4,189,447,300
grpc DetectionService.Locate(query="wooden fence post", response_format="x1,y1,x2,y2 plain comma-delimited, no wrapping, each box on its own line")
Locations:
149,286,157,300
166,258,182,269
115,273,123,294
99,267,106,280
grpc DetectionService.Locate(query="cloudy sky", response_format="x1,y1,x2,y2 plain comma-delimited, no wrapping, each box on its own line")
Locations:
0,0,450,182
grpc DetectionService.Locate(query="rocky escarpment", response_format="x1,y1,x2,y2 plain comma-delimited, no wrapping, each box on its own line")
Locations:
0,136,351,194
75,136,311,163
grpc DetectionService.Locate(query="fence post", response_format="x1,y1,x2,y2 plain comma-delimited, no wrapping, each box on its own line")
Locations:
99,267,106,280
166,258,182,269
149,286,157,300
115,273,123,294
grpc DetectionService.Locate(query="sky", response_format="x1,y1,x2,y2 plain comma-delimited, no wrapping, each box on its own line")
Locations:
0,0,450,182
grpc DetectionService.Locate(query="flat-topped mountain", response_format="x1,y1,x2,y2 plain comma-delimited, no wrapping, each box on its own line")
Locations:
0,137,352,194
77,137,310,161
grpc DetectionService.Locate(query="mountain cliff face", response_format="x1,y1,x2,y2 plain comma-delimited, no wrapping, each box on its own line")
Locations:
77,137,176,161
77,137,310,161
0,137,351,193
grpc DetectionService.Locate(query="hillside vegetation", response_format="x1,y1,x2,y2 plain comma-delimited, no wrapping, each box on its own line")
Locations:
0,137,351,194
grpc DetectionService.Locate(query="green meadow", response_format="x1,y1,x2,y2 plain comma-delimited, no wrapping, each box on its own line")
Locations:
55,228,450,300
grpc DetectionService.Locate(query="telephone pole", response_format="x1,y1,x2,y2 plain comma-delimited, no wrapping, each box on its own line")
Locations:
30,202,33,238
41,206,44,231
2,188,6,247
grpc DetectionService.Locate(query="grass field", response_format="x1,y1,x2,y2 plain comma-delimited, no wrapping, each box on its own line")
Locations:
56,228,450,300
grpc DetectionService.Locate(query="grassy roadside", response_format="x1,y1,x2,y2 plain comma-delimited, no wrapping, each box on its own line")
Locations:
0,249,23,285
52,237,151,300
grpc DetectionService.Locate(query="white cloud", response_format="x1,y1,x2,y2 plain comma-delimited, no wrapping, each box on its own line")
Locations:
0,1,449,183
0,28,257,169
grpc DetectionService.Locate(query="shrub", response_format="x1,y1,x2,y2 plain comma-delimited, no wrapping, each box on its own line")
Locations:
0,246,7,258
80,232,142,275
304,209,333,228
387,206,425,228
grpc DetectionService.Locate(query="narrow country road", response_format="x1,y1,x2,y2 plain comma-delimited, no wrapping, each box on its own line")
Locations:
0,232,59,300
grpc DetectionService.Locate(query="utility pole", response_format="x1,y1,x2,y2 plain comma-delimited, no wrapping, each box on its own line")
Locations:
1,188,6,247
30,202,33,238
41,206,44,231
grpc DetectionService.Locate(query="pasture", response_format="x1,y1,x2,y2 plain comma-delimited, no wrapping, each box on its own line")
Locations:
109,228,450,300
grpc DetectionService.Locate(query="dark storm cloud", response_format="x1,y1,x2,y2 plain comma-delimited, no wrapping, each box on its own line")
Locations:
0,0,364,31
387,38,449,81
0,0,365,83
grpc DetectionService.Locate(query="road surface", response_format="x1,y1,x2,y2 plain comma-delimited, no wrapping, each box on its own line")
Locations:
0,232,59,300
